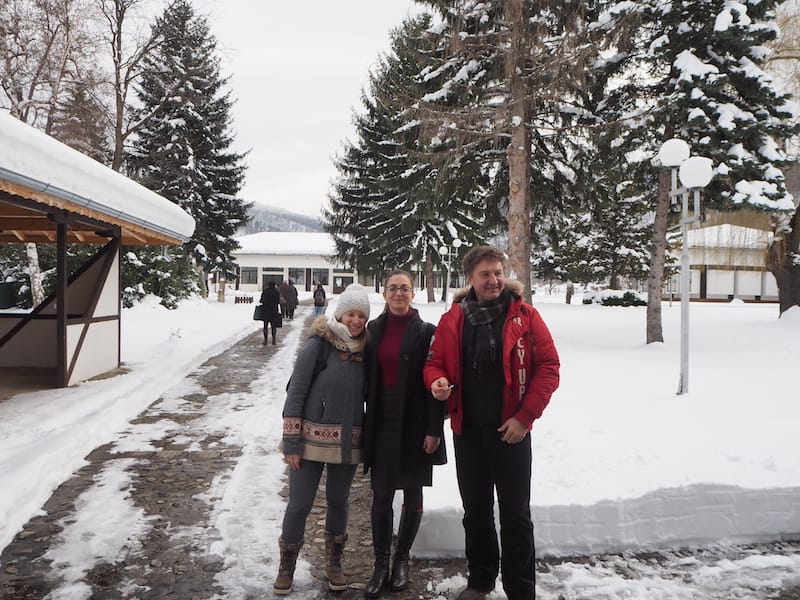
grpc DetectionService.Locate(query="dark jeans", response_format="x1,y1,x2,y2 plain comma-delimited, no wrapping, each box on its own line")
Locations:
454,422,535,600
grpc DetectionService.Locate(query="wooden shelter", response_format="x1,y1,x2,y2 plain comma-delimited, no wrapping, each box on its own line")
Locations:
0,112,194,389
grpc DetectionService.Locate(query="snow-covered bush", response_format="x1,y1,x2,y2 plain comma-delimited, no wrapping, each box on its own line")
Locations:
582,289,646,307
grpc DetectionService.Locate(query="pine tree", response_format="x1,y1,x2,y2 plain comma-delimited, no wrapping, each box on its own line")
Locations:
325,15,491,296
50,77,111,163
411,1,607,297
597,0,799,334
542,111,658,290
121,245,199,308
128,0,249,296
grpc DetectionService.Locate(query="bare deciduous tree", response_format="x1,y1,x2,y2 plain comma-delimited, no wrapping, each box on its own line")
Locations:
95,0,161,171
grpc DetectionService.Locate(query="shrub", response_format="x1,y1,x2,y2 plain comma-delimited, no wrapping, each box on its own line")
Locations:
583,289,646,307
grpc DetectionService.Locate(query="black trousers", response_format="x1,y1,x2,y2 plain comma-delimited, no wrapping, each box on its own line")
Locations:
262,320,275,341
454,422,535,600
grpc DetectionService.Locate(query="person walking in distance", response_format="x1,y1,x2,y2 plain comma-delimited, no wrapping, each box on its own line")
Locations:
280,279,299,320
424,246,560,600
313,282,327,316
260,281,281,345
273,283,371,595
363,270,446,598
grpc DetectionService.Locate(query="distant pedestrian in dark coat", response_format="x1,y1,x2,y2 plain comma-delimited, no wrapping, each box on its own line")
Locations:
280,280,299,320
313,283,327,316
260,281,281,345
363,270,446,598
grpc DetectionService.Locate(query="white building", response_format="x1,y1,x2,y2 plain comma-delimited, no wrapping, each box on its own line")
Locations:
683,224,778,301
231,232,357,294
660,209,780,302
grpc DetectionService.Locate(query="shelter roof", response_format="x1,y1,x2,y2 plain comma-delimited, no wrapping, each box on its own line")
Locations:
0,111,194,246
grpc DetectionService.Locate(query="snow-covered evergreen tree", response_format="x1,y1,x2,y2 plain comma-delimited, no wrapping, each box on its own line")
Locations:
128,0,249,296
325,15,490,296
121,245,199,309
596,0,799,334
412,1,606,297
50,78,111,164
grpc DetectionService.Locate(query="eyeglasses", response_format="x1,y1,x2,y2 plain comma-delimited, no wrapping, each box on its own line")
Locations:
386,285,412,294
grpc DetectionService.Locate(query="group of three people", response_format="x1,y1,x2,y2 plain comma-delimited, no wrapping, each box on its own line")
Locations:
259,279,313,346
273,245,561,600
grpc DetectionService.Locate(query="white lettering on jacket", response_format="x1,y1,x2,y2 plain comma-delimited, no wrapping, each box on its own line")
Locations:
516,337,527,400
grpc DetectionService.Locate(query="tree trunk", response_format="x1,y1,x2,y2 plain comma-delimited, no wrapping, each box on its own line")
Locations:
426,251,435,303
216,274,226,303
646,170,671,343
768,207,800,316
198,265,208,298
25,242,45,307
505,0,532,303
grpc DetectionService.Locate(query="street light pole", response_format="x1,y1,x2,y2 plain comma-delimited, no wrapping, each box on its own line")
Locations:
657,140,713,395
439,238,462,306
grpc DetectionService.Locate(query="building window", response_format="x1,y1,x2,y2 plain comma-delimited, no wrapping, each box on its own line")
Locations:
288,268,305,286
240,267,258,285
312,268,329,286
263,273,283,288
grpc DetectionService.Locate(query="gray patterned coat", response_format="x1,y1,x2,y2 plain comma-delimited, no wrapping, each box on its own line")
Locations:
281,316,367,464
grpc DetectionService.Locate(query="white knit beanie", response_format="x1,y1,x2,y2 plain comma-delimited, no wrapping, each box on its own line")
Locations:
334,283,371,320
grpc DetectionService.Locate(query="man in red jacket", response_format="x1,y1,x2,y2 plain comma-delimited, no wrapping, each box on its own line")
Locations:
424,245,560,600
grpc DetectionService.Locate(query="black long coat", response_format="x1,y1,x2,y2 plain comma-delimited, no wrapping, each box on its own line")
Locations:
364,308,446,478
260,286,281,326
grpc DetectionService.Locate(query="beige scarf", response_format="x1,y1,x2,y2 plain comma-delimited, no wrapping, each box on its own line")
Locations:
327,316,366,354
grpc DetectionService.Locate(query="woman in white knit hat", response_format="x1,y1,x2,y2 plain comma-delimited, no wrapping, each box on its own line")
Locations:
273,283,371,595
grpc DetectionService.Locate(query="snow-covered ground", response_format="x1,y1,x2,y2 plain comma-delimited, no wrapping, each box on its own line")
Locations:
1,288,799,599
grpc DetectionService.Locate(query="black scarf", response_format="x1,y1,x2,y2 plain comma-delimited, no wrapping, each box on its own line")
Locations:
460,287,509,373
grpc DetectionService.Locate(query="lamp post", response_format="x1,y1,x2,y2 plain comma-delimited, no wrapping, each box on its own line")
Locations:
657,139,713,395
439,238,462,305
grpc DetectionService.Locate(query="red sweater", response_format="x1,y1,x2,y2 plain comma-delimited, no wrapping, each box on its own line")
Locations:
378,310,412,387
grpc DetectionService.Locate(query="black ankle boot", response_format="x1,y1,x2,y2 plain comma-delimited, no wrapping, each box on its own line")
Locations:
390,508,423,591
364,510,393,598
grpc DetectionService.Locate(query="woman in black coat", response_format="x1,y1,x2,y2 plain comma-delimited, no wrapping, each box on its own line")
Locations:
363,270,446,598
259,281,281,345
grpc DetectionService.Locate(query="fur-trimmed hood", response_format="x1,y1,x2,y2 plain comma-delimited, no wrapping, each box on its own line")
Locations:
451,279,524,304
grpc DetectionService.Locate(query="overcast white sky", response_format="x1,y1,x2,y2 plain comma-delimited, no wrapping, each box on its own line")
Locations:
193,0,422,218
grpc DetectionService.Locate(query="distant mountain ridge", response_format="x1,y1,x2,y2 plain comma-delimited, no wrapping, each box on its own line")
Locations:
237,204,324,234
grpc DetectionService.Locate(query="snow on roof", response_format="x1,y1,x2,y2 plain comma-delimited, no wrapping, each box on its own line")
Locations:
233,231,336,256
687,224,772,249
0,110,194,243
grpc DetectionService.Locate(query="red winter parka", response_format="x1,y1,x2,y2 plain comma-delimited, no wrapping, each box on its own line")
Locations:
423,280,560,435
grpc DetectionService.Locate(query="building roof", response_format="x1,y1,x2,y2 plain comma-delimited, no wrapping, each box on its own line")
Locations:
0,111,195,246
687,224,772,249
233,231,336,256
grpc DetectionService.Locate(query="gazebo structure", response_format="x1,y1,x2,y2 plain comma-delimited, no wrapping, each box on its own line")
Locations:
0,111,194,389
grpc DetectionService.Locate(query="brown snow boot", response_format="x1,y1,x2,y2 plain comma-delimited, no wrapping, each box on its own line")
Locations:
273,537,303,595
325,530,348,591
